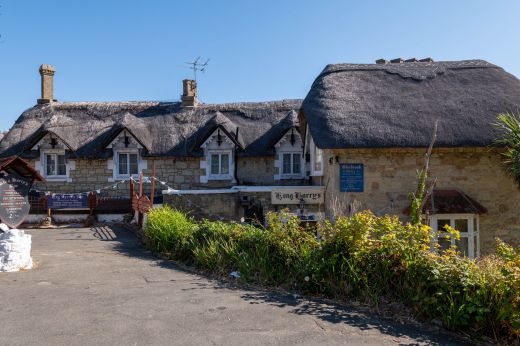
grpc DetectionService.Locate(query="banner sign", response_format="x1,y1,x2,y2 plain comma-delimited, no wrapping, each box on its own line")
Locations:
0,172,32,228
340,163,364,192
271,187,324,205
48,193,88,209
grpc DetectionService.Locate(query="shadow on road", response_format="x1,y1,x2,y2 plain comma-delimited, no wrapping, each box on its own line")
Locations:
96,224,469,346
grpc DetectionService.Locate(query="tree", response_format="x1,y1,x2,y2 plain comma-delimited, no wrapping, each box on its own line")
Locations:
408,120,438,225
494,112,520,187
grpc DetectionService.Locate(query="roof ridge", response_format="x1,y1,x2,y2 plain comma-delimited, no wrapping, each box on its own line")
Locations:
38,99,302,109
318,59,499,82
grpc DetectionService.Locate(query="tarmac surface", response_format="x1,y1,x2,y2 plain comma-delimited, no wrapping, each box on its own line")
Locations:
0,226,468,346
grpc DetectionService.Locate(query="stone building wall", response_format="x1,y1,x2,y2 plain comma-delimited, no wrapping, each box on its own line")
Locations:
29,154,307,196
30,157,202,196
163,193,240,221
236,157,275,185
320,147,520,254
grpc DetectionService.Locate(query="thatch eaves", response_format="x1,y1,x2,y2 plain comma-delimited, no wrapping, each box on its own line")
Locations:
301,59,520,149
0,100,302,158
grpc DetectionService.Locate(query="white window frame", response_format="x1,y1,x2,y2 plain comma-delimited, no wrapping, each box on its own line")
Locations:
37,149,74,182
114,149,141,180
429,214,480,259
44,152,67,178
200,128,237,184
309,136,323,176
207,149,233,181
279,151,304,179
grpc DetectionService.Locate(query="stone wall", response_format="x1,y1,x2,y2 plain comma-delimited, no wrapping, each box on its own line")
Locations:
321,148,520,254
237,157,275,185
163,193,241,221
163,190,324,223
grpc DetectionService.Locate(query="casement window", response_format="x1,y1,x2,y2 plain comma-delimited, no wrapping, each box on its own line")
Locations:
208,151,232,180
116,152,139,178
309,136,323,176
200,127,237,183
430,214,480,259
281,152,302,177
45,153,67,177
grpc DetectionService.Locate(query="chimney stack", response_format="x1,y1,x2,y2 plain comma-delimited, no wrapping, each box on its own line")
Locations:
38,64,56,104
181,79,199,108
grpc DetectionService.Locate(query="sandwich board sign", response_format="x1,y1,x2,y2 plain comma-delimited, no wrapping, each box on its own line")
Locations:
0,172,32,228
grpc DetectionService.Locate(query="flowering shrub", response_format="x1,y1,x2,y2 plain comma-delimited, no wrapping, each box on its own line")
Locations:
145,207,520,341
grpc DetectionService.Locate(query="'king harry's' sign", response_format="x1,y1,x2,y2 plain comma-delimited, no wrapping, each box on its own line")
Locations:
271,187,324,205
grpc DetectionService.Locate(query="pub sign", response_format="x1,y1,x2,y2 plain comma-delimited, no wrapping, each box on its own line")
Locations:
271,187,324,205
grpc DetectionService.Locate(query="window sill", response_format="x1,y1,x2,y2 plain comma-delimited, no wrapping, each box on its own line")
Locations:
208,176,234,181
280,175,304,179
115,175,138,181
45,176,69,182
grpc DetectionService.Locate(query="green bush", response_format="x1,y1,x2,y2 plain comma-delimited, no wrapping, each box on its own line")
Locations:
144,206,197,258
144,207,520,341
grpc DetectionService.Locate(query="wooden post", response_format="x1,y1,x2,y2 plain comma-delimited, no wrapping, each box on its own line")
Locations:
139,172,143,197
130,177,134,199
150,163,156,207
138,171,144,227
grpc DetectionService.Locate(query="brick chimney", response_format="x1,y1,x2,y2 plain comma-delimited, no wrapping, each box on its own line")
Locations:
38,64,56,104
181,79,199,108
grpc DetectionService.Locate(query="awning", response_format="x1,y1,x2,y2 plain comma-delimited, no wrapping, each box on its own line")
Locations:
404,189,487,215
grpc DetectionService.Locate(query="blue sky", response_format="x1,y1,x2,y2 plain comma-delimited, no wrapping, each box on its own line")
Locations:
0,0,519,130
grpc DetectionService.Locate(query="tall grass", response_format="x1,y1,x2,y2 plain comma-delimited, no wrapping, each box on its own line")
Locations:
145,207,520,342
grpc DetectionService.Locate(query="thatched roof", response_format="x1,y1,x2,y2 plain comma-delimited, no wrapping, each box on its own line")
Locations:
0,132,5,144
301,59,520,148
0,100,301,158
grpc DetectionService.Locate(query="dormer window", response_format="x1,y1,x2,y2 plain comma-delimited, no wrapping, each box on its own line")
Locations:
282,153,302,176
210,152,231,178
30,132,75,182
200,127,237,183
45,153,66,177
274,127,304,180
106,129,148,181
117,152,139,178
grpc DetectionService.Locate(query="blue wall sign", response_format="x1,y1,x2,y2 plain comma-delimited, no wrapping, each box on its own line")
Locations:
48,193,88,209
340,164,364,192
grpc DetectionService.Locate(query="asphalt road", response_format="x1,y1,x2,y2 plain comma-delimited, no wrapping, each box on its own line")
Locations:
0,226,468,346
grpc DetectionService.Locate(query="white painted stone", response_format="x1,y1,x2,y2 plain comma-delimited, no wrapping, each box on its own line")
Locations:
0,229,33,272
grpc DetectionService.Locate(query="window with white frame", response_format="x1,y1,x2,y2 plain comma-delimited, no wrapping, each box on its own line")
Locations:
209,150,232,179
45,152,67,177
309,136,323,176
430,214,480,259
281,152,302,177
115,151,139,178
200,127,236,183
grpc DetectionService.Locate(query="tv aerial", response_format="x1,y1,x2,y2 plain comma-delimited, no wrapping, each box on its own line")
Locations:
185,57,210,82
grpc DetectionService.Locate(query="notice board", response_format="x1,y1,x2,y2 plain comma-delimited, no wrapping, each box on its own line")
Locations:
48,193,88,209
339,163,364,192
0,172,32,228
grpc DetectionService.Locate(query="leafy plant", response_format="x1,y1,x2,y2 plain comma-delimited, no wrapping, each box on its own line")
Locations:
144,207,520,341
494,112,520,186
408,120,438,225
